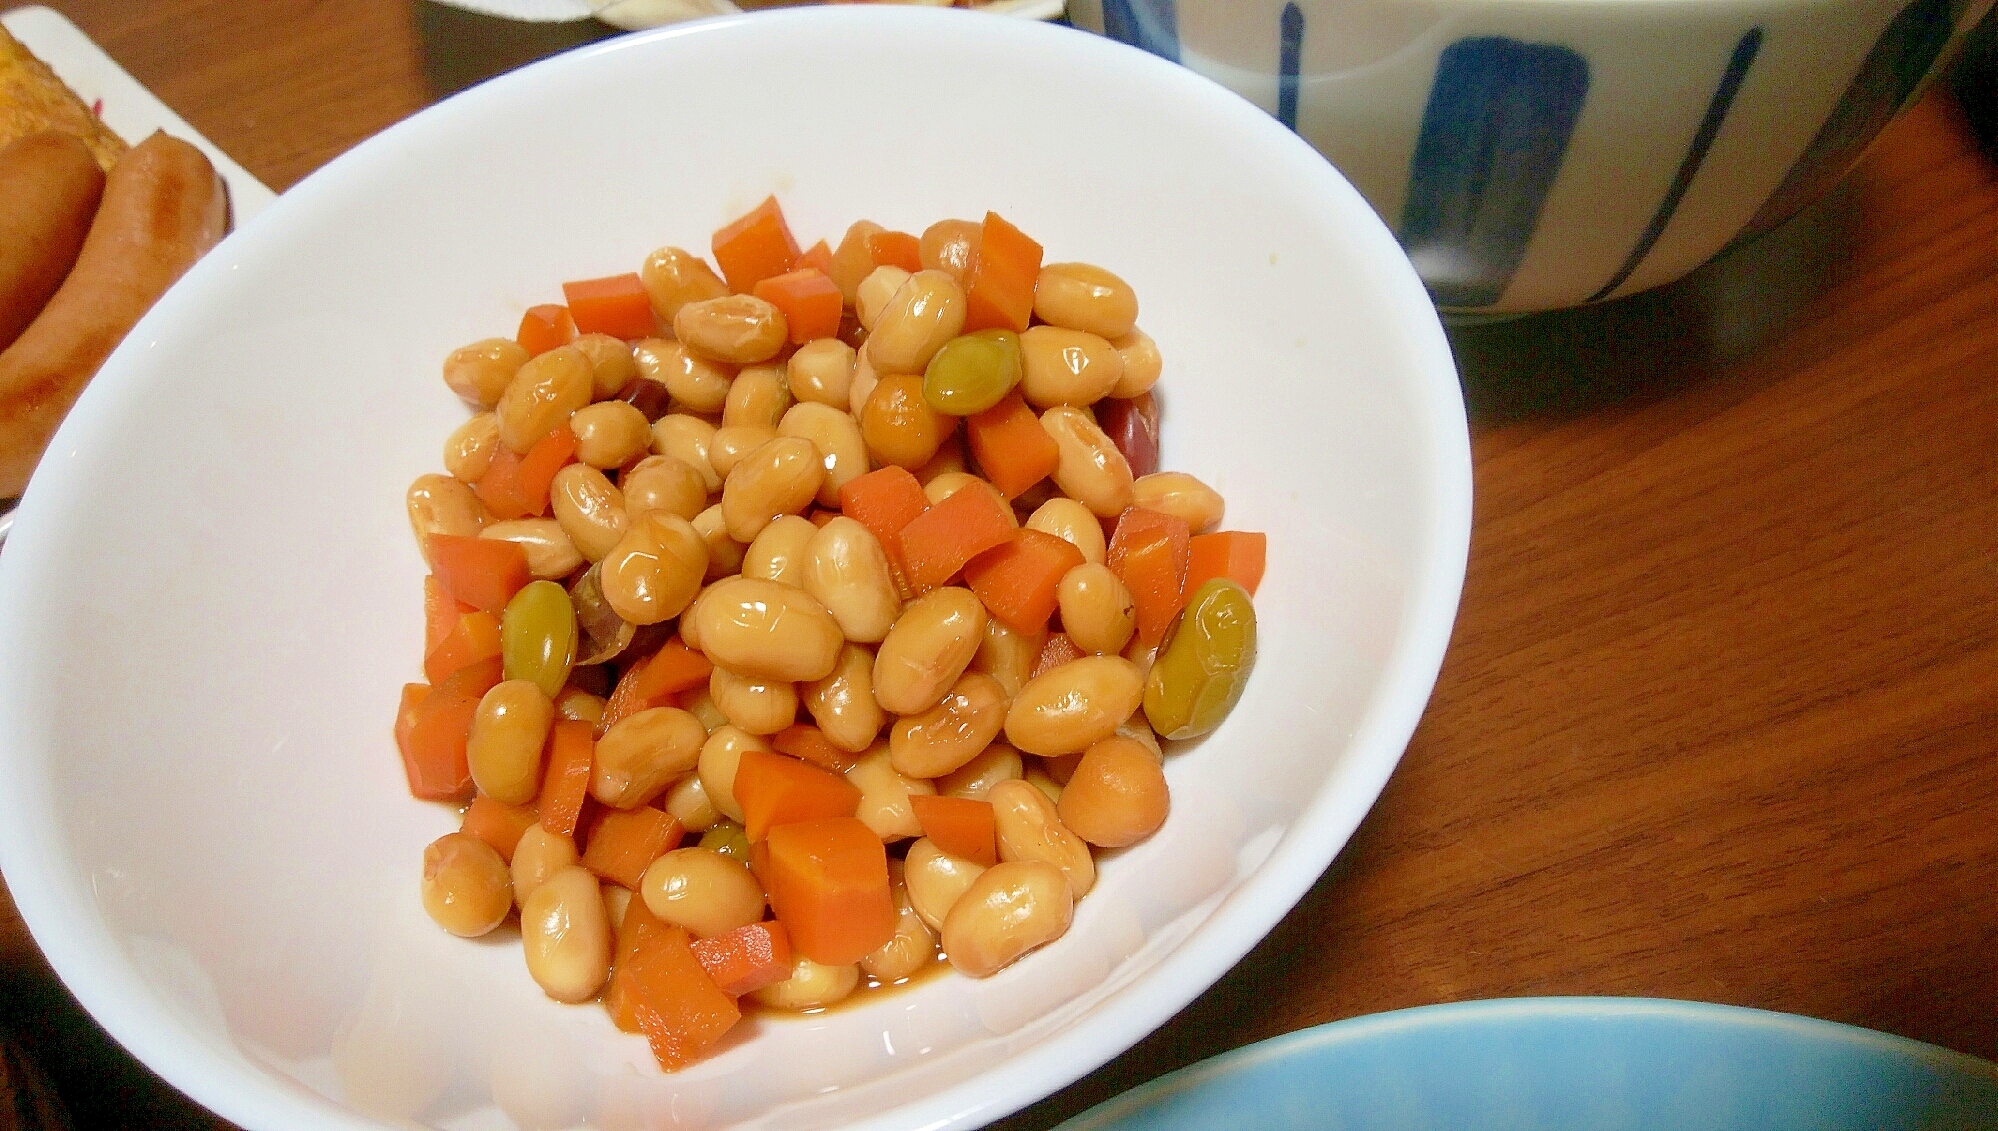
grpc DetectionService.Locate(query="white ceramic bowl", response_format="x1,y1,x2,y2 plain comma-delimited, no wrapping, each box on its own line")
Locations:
1072,0,1996,313
0,10,1470,1131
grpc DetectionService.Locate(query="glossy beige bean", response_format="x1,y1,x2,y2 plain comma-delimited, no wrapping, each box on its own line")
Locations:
804,643,888,753
919,218,981,287
421,832,513,938
742,513,819,588
721,436,824,542
1057,563,1136,655
547,464,629,563
1108,328,1162,398
861,860,938,982
860,373,951,470
1024,762,1065,806
1115,711,1164,760
780,401,868,506
937,743,1023,800
592,706,707,809
651,413,721,494
802,517,900,644
443,411,502,483
829,220,888,305
988,779,1095,898
874,587,987,714
555,687,607,726
641,246,729,322
1042,406,1136,518
691,504,748,580
846,746,935,841
854,264,911,332
867,270,966,376
750,955,860,1011
497,345,593,454
662,772,720,833
708,423,777,481
634,338,734,416
1133,471,1224,532
922,471,983,508
641,847,766,938
1058,736,1170,847
914,438,969,485
688,576,844,682
674,294,787,365
1018,325,1123,409
708,665,798,736
697,726,768,825
603,883,633,932
599,513,706,626
468,679,554,804
481,518,584,580
510,825,578,910
847,351,880,429
521,865,611,1003
408,473,485,563
940,859,1073,978
1004,655,1146,756
1033,262,1139,339
570,400,652,469
1025,497,1107,565
443,337,530,408
570,332,641,400
971,618,1046,700
682,682,729,731
903,836,988,932
621,454,709,523
724,365,792,430
890,672,1008,779
787,338,856,410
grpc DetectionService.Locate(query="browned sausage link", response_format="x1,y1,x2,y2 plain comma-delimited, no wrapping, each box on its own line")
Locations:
0,132,227,498
0,132,104,352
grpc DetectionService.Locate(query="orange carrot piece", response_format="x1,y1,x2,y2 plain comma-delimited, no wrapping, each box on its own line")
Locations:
963,528,1084,635
771,724,858,772
838,465,930,545
517,303,575,356
909,795,997,866
473,443,532,522
633,635,715,703
1186,531,1267,597
562,272,658,340
752,817,895,966
509,424,577,517
424,575,475,656
712,195,801,293
966,389,1060,500
1033,633,1084,679
394,682,429,768
598,661,649,737
538,720,596,838
423,610,503,684
582,806,684,890
752,267,843,344
962,211,1041,333
461,795,540,862
734,750,862,842
426,533,532,614
627,925,743,1072
1106,507,1193,650
897,481,1016,592
399,658,503,801
605,895,673,1033
692,920,793,996
865,230,922,273
794,238,833,276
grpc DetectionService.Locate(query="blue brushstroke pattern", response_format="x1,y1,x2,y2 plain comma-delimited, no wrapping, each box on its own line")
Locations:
1279,4,1304,132
1399,37,1591,309
1743,0,1955,237
1586,27,1764,303
1100,0,1180,64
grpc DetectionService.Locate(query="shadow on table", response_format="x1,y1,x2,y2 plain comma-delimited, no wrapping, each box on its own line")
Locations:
411,1,622,99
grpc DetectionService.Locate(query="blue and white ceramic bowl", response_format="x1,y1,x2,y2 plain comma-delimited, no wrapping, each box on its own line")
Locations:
1073,0,1996,313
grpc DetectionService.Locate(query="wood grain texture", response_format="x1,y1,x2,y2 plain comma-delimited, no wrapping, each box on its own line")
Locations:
8,4,1996,1128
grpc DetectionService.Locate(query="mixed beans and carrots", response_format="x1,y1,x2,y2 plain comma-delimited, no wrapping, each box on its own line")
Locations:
398,198,1268,1074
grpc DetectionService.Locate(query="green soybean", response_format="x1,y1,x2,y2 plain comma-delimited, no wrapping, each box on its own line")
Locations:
1142,578,1257,741
699,820,754,866
502,580,578,700
922,329,1022,415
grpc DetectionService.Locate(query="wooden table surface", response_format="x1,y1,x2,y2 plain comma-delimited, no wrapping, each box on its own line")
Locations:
3,2,1994,1127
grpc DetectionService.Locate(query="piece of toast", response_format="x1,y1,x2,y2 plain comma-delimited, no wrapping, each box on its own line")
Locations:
0,23,125,171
